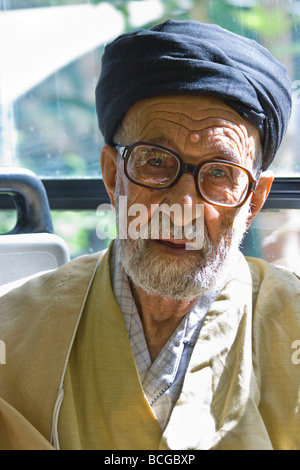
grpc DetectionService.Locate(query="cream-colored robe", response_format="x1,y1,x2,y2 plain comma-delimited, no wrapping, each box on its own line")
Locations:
0,244,299,450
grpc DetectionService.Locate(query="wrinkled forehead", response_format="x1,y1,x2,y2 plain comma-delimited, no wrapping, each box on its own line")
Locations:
117,95,261,164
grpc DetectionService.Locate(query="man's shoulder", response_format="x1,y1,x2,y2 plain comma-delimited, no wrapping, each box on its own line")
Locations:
0,250,108,325
0,250,105,296
246,255,300,288
245,255,300,318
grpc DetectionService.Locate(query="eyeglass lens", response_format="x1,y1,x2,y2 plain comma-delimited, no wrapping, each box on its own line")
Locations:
126,145,249,206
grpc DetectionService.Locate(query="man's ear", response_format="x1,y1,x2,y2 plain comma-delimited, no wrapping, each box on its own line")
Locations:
100,144,118,206
246,171,274,229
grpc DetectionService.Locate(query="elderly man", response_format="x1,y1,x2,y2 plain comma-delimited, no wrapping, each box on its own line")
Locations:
0,20,299,450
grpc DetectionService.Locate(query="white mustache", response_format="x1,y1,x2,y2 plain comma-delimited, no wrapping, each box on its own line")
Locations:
137,210,204,250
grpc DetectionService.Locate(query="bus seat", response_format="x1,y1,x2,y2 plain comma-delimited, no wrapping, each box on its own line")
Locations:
0,167,70,285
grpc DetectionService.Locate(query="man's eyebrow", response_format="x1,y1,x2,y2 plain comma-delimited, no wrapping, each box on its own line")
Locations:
148,136,175,147
147,136,184,154
216,149,240,164
149,136,241,164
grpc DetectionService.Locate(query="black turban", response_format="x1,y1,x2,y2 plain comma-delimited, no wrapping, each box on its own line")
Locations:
95,20,292,170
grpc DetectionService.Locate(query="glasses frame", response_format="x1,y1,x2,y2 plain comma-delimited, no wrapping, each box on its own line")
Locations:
115,141,261,208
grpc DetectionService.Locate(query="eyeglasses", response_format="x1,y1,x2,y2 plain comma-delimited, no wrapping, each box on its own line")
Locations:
115,142,261,208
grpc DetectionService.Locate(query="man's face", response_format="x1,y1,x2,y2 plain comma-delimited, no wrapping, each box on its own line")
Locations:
109,95,262,300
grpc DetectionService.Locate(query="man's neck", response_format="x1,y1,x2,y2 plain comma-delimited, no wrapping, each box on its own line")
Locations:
129,281,197,362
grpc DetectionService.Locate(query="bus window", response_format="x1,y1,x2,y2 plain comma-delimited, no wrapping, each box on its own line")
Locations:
1,0,300,265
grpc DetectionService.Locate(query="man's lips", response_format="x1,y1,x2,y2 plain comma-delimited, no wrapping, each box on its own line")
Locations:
153,239,188,249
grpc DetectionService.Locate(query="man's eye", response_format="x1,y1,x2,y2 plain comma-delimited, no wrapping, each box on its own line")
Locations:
139,151,168,167
147,157,165,167
209,168,227,178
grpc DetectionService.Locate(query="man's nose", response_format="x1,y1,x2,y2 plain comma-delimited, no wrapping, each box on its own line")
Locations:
163,173,203,226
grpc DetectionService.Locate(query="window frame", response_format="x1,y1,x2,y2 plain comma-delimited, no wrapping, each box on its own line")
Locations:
0,176,298,211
